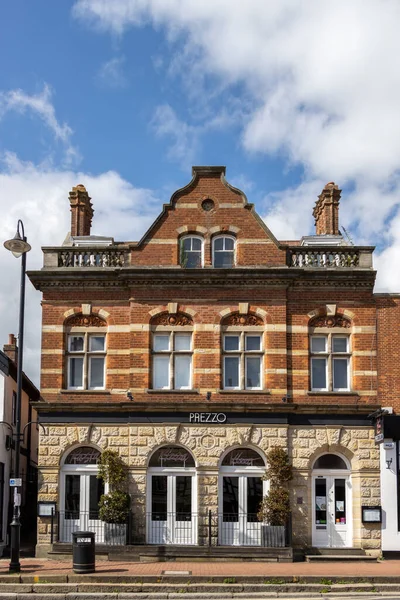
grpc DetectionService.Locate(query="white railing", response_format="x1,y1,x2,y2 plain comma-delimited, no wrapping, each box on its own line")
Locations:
289,248,360,268
58,248,127,268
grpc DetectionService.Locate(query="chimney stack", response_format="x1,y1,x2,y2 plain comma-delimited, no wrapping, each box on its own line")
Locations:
313,182,341,236
69,184,94,237
3,333,18,363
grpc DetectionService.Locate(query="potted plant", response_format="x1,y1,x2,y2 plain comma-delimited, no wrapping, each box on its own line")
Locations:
258,447,292,547
97,449,130,545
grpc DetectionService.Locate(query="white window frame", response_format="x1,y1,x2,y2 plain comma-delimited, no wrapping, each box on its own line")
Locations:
180,235,204,268
67,333,106,390
152,331,193,390
212,235,236,268
222,332,263,390
310,334,351,392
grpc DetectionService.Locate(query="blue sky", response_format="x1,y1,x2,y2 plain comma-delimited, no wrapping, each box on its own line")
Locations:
1,0,400,383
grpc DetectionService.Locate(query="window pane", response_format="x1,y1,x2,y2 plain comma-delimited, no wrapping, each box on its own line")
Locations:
311,336,327,353
153,356,169,388
224,335,239,351
246,335,261,351
333,358,348,389
214,237,223,251
311,358,327,389
184,251,201,268
89,336,105,352
175,333,191,351
192,238,201,250
65,474,80,516
224,237,234,250
89,475,104,519
333,337,348,353
89,357,105,388
223,476,239,522
153,334,170,351
214,251,233,268
176,476,192,521
152,475,167,521
69,336,84,352
69,357,83,387
175,355,191,388
182,238,191,250
224,356,239,388
246,356,261,388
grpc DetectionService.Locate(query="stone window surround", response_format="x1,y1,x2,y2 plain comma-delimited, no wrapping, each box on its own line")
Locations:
66,330,107,391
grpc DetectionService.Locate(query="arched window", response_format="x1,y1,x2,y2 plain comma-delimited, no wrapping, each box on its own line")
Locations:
221,448,265,467
213,235,235,268
180,236,203,268
149,446,196,468
313,454,348,470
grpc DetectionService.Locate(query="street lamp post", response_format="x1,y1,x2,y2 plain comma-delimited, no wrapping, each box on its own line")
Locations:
3,220,31,573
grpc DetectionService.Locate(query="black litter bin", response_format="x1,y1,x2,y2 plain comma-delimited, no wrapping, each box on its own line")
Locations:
72,531,95,574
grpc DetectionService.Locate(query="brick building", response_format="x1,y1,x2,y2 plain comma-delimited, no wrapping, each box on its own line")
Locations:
28,166,382,558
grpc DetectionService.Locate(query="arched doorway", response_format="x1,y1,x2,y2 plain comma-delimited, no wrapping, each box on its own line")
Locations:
60,446,103,542
218,447,266,546
146,445,197,545
312,453,352,548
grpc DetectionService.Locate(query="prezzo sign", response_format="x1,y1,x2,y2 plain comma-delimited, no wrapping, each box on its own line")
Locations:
189,412,227,423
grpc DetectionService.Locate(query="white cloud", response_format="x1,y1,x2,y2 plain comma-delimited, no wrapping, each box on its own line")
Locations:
151,104,200,169
0,153,161,386
0,84,79,165
96,56,128,88
72,0,400,292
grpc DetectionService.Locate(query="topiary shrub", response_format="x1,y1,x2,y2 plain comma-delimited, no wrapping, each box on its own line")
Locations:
258,447,292,527
97,449,130,524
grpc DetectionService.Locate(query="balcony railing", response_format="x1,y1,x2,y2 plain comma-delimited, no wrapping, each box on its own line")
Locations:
42,247,129,268
287,247,372,268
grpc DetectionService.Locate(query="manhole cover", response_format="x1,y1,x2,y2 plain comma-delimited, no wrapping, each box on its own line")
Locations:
162,570,192,575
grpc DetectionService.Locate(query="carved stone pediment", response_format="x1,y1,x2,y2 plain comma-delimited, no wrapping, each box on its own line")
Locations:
66,314,106,327
151,312,193,326
309,315,351,328
222,312,263,326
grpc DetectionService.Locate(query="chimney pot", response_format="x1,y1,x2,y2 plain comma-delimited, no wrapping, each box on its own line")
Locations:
3,333,18,363
69,185,94,237
313,182,341,236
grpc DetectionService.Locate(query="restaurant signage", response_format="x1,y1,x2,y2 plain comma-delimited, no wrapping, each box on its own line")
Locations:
189,412,227,423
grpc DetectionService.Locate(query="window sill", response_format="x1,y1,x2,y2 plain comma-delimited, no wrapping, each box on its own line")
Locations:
146,389,200,394
60,389,111,395
218,389,271,394
307,390,359,396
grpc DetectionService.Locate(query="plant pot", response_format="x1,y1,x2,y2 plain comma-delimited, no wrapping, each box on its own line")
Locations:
261,524,286,547
104,522,127,545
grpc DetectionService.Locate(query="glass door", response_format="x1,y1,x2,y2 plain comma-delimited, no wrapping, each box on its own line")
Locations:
220,476,263,545
313,476,350,547
148,474,195,544
61,473,104,542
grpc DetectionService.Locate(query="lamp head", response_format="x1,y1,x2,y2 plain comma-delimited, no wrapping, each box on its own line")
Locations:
4,228,31,258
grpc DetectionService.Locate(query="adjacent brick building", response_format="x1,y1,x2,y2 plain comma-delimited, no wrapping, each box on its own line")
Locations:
29,167,382,558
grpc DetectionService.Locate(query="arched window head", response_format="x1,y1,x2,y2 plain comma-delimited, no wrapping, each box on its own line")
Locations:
149,446,195,468
222,448,265,467
313,454,348,470
64,446,101,465
213,235,235,268
180,236,203,268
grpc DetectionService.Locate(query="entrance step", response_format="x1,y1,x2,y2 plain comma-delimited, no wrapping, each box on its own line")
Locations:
306,554,378,562
307,547,367,556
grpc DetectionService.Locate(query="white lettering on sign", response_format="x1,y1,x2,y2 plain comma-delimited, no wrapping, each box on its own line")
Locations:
160,448,190,466
229,451,256,466
189,413,227,423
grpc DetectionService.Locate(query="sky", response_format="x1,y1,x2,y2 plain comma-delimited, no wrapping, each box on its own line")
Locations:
1,0,400,386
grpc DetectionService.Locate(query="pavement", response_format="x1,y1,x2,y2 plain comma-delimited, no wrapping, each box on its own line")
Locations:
0,557,400,579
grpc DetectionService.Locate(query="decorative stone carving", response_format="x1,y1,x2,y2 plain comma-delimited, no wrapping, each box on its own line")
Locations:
222,312,263,326
66,314,106,327
151,312,193,326
309,315,351,328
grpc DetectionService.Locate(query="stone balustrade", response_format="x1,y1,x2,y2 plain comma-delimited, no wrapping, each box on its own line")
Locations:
45,247,129,268
288,247,368,268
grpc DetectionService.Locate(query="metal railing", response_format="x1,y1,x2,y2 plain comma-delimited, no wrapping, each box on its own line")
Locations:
51,510,292,548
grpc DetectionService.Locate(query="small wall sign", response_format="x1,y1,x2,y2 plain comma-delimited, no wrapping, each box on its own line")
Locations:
37,501,57,517
361,505,382,523
383,441,395,450
9,478,22,487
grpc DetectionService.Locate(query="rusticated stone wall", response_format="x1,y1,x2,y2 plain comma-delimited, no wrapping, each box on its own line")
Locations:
36,423,380,556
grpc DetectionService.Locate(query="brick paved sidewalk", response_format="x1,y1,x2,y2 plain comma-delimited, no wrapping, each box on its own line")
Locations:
0,558,399,579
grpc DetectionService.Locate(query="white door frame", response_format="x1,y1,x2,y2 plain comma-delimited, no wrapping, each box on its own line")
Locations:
60,463,106,542
218,464,267,546
312,469,352,548
146,467,197,545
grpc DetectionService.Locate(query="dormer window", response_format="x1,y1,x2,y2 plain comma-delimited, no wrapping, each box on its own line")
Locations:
180,236,203,268
213,235,235,268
